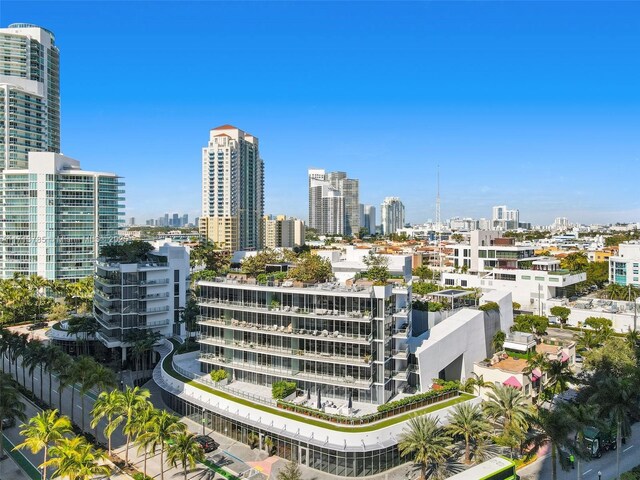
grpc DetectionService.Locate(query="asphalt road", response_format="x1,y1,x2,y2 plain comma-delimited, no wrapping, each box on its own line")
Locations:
519,422,640,480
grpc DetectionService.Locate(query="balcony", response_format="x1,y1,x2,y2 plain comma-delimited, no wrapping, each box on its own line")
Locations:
197,298,374,322
197,335,372,366
392,326,410,339
391,346,409,359
198,354,373,388
197,316,372,344
96,331,122,348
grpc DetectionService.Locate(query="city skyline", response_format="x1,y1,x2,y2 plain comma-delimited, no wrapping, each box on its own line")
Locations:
3,1,639,225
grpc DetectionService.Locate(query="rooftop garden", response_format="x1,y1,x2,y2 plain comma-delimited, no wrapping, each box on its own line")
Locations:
99,240,160,263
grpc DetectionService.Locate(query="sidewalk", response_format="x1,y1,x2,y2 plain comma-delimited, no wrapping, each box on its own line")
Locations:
0,445,33,480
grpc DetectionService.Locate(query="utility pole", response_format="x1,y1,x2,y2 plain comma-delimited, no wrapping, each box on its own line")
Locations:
436,165,442,283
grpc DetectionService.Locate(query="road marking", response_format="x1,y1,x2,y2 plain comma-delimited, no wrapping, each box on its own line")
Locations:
583,468,593,475
624,445,634,452
76,405,83,410
52,389,58,394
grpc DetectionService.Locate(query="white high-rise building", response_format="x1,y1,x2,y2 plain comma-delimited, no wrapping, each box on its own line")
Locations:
0,23,60,170
492,205,520,230
380,197,405,236
307,169,359,236
201,125,264,251
0,152,124,280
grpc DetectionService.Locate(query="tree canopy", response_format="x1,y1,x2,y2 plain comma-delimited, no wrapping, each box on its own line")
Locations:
287,254,332,284
512,314,549,336
100,241,155,263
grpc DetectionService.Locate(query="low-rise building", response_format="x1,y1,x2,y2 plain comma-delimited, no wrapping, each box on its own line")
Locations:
609,242,640,287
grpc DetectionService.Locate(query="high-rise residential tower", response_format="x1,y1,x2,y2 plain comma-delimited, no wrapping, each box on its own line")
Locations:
0,152,124,280
380,197,405,236
201,125,264,251
491,205,520,230
308,169,359,236
361,204,376,235
0,23,60,170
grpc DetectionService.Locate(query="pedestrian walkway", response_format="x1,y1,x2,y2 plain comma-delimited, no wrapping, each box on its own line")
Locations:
0,438,35,480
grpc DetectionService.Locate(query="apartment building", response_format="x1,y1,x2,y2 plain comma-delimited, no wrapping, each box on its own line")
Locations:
492,205,519,231
201,125,264,251
262,215,305,249
94,241,189,363
360,204,376,235
308,169,359,236
380,197,405,235
0,23,60,170
609,242,640,287
0,152,123,280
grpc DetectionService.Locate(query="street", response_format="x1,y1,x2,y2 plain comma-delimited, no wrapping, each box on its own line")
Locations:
519,422,640,480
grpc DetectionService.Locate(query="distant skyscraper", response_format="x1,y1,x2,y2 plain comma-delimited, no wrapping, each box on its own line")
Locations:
129,217,136,226
492,205,519,230
201,125,264,250
262,215,305,249
380,197,405,236
0,153,123,280
308,169,359,235
182,214,188,226
361,204,376,235
0,23,60,170
172,213,179,227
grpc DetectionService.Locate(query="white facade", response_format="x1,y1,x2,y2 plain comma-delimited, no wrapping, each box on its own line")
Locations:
0,23,60,170
380,197,405,235
201,125,263,250
0,152,123,280
361,204,376,235
609,242,640,287
94,241,190,361
308,169,359,236
492,205,519,230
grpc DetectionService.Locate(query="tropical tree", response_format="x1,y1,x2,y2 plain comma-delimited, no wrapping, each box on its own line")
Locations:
512,314,549,336
560,252,588,272
0,373,27,460
43,344,64,406
524,353,548,404
550,306,571,328
287,254,333,283
398,415,453,480
588,375,640,480
44,436,111,480
543,359,574,398
446,402,490,464
492,330,506,353
15,409,72,480
91,390,124,456
120,386,152,464
71,357,98,431
53,353,74,410
166,431,206,480
483,385,531,458
523,404,577,480
277,461,303,480
132,402,155,477
137,409,186,480
23,339,45,394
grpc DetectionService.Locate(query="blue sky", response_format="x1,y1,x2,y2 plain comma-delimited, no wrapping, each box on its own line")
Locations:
3,1,639,225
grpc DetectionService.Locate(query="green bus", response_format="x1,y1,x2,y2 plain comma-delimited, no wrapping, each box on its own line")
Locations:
447,456,517,480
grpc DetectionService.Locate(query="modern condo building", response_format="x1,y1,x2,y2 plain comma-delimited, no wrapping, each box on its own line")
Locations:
308,169,359,236
0,152,124,280
0,23,60,170
380,197,405,236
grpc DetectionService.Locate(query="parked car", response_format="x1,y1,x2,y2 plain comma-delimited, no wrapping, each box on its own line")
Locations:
2,417,15,428
27,322,47,331
195,435,219,453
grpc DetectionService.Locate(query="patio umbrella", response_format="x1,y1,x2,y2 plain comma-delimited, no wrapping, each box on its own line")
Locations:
317,388,322,409
347,394,353,410
307,388,311,400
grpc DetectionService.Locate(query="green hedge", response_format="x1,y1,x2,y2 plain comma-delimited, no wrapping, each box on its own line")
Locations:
272,380,297,399
622,465,640,480
377,384,459,413
479,301,499,312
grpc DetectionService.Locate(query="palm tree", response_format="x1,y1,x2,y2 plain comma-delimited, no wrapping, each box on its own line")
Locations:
137,409,186,480
588,375,640,480
44,436,111,480
544,359,574,397
577,329,600,351
523,404,576,480
167,431,205,480
398,415,451,480
446,402,491,464
120,385,151,464
483,385,531,458
0,373,26,460
53,353,74,410
90,390,124,456
43,344,64,406
132,402,155,477
524,353,547,404
71,356,96,430
23,339,44,394
14,409,72,480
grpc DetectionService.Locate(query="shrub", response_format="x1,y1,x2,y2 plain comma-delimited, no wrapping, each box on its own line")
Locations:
479,301,499,312
209,369,228,383
272,380,297,399
377,384,459,413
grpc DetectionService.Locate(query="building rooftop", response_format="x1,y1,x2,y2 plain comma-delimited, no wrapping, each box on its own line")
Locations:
489,356,528,374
